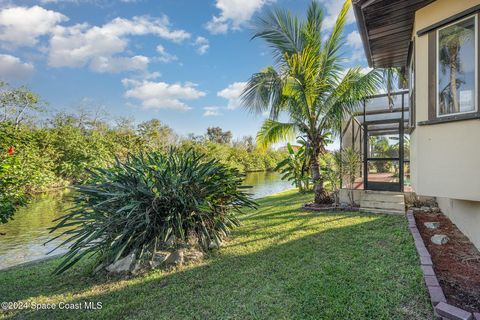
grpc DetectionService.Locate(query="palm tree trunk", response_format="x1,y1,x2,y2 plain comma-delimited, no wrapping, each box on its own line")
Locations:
450,58,459,113
311,158,323,204
310,142,328,204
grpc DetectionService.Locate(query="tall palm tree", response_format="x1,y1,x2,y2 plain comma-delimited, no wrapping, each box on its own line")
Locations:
439,24,473,114
241,0,382,204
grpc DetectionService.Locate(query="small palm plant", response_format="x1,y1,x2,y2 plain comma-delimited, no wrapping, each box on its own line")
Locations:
49,148,257,274
275,139,311,192
335,147,361,206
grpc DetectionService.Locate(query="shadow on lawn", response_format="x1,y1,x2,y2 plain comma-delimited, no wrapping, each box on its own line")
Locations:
1,208,433,320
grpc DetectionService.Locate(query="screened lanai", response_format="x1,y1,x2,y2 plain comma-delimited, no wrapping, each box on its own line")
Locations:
340,90,411,192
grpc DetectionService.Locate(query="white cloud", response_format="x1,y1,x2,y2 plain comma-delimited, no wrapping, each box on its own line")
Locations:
319,0,355,30
194,36,209,55
48,15,190,71
100,15,190,43
0,54,35,81
0,5,68,47
122,79,206,111
156,45,178,63
346,31,366,63
349,51,364,63
143,71,161,79
203,106,222,117
217,81,246,109
205,16,229,35
205,0,274,34
347,31,362,49
360,67,373,74
89,55,149,73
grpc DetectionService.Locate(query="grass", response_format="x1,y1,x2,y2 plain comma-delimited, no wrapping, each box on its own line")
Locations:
0,190,433,319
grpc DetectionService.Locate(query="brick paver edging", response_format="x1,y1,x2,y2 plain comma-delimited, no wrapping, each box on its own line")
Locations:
406,209,479,320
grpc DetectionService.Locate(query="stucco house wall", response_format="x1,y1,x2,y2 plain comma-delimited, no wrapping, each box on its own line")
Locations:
412,0,480,249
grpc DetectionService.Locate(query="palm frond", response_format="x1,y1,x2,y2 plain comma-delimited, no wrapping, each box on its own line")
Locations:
241,67,284,117
252,7,303,63
302,1,323,51
316,0,351,93
382,67,407,109
256,119,297,149
321,67,382,135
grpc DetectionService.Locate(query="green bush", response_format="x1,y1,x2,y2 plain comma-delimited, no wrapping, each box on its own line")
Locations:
0,153,25,223
0,123,59,222
50,148,257,274
275,142,311,192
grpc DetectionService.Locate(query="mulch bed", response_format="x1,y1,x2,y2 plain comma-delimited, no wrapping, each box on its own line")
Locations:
414,211,480,313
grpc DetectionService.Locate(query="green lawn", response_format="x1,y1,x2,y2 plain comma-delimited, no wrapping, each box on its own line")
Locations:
0,190,432,319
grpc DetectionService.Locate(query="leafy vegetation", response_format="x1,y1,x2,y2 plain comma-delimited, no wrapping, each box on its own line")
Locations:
335,147,362,205
49,148,257,274
0,84,286,223
320,152,341,204
368,135,409,175
275,139,311,192
0,191,433,319
241,0,382,204
0,148,24,223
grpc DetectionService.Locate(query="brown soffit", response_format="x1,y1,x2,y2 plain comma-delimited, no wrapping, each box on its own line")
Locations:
352,0,434,68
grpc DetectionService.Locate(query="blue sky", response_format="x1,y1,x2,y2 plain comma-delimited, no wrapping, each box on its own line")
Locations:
0,0,367,139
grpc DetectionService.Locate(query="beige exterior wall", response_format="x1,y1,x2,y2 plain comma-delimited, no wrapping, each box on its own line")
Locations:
437,197,480,250
412,0,480,250
412,0,480,201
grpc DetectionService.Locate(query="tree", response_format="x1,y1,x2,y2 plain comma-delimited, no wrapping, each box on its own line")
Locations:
206,127,232,144
234,136,255,152
0,82,45,130
241,0,381,204
439,24,472,114
137,119,175,151
382,68,406,110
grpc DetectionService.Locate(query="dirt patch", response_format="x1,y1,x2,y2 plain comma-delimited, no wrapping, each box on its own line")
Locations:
415,212,480,312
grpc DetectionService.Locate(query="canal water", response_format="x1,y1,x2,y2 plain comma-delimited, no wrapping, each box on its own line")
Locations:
0,171,292,270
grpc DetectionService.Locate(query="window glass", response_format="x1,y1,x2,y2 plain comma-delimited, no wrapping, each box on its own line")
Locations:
437,16,476,116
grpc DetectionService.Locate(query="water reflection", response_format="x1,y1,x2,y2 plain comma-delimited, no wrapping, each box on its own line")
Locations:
242,171,293,199
0,191,73,270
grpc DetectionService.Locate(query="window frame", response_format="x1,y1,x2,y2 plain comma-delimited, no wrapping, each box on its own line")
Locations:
408,39,416,129
435,14,478,118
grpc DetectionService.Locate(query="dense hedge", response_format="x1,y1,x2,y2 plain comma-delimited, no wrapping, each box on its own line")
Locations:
0,119,286,223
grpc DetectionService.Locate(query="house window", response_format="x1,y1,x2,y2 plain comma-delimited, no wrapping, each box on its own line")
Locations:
437,15,477,117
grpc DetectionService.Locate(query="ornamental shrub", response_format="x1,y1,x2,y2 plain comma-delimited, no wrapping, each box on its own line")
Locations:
50,148,257,274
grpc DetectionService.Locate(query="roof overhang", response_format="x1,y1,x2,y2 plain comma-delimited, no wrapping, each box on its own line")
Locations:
352,0,434,68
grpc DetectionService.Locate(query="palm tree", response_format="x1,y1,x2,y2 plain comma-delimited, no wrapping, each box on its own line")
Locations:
382,68,406,110
439,23,473,114
241,0,382,204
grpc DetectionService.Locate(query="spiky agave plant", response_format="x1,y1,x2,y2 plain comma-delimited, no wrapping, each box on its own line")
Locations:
48,148,257,274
